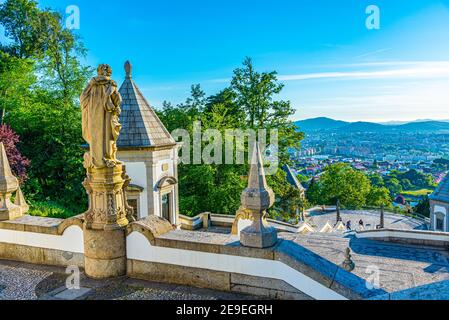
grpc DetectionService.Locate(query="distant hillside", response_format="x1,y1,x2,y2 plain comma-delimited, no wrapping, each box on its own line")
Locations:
395,121,449,132
295,118,449,133
295,117,348,131
342,122,387,132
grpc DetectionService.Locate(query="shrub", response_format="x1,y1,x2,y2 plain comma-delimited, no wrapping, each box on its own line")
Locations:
27,201,76,219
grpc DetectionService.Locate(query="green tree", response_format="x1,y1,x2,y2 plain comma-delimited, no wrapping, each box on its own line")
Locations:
306,177,321,205
385,177,403,196
160,58,305,218
369,173,384,187
230,57,303,164
415,195,431,217
367,186,392,207
0,52,35,123
400,178,413,191
319,163,372,208
0,0,45,58
1,0,91,215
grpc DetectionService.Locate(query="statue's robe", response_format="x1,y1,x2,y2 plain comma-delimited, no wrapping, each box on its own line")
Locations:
80,76,122,168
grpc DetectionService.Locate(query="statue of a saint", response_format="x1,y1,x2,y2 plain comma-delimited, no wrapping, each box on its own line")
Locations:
81,64,122,168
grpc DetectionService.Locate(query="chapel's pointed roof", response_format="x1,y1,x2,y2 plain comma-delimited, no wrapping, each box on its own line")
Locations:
430,173,449,203
117,61,175,149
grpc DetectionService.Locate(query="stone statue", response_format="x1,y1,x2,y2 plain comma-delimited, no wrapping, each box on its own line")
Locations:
81,64,122,168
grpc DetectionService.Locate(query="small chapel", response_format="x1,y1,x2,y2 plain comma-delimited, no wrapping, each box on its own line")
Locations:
116,61,179,226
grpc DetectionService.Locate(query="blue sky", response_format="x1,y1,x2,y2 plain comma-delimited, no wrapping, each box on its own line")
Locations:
3,0,449,122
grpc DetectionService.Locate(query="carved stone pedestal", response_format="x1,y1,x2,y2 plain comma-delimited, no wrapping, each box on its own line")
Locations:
240,210,278,249
83,228,127,278
82,164,135,278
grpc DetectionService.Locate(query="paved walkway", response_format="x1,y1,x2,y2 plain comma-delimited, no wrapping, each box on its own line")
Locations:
307,210,428,231
0,260,258,300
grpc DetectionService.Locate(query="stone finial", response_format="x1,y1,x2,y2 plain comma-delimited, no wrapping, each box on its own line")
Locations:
0,142,18,191
240,143,277,249
341,247,355,272
0,142,22,221
125,61,132,79
241,143,275,211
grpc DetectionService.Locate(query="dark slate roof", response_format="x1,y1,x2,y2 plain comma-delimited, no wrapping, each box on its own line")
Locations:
430,173,449,203
117,61,175,149
282,165,305,192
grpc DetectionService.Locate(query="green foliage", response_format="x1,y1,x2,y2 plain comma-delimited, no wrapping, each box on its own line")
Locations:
319,163,372,208
1,0,91,216
0,0,45,58
0,51,35,122
367,186,392,207
8,98,87,214
307,163,392,209
414,195,431,217
384,177,403,196
160,58,304,218
387,169,436,191
28,201,75,219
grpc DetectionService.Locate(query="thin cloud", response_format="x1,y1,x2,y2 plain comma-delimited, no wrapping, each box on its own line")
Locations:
353,48,392,60
278,61,449,82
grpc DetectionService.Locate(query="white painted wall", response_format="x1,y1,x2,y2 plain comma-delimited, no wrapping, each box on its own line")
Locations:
125,162,148,218
0,225,84,253
127,231,346,300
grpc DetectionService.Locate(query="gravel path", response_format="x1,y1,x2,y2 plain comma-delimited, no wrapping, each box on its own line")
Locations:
0,260,257,300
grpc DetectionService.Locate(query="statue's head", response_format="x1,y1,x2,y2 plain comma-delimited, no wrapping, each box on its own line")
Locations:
97,64,112,77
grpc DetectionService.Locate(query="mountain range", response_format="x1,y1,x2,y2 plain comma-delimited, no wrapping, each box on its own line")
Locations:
295,117,449,133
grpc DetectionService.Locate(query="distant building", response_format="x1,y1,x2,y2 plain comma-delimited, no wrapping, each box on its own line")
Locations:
429,174,449,232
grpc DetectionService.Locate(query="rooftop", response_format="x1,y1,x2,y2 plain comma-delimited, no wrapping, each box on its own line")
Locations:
430,173,449,203
117,61,175,149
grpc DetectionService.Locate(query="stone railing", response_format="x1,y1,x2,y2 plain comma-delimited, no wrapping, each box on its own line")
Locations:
0,215,84,267
356,228,449,248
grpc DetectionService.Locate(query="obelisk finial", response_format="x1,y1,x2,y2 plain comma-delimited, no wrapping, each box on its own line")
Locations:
125,61,132,79
239,142,277,249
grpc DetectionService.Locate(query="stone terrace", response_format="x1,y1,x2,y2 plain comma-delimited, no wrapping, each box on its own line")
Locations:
306,209,428,231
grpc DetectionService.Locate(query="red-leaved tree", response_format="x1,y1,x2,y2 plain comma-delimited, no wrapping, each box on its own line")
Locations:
0,125,30,183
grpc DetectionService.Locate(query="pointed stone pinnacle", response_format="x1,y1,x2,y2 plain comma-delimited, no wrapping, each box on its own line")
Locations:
0,142,18,192
241,143,274,211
